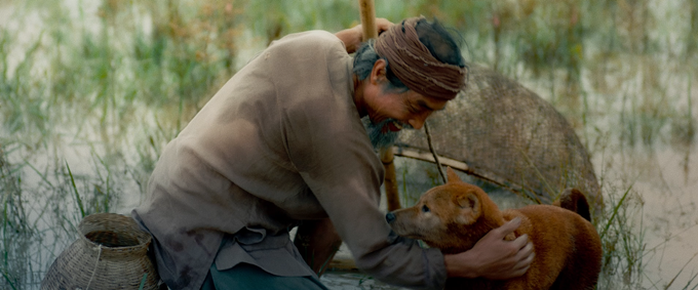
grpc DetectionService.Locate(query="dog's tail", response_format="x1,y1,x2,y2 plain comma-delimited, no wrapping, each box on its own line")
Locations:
553,188,592,222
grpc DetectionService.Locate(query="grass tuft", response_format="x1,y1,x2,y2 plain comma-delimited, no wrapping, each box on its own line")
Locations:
1,0,697,289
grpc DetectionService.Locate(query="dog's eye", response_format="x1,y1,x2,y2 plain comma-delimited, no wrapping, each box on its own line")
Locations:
421,205,430,213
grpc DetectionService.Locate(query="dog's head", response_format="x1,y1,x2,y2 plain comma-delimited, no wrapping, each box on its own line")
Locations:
386,167,504,253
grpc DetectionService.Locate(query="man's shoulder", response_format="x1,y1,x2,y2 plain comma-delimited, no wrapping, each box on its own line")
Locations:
269,30,346,54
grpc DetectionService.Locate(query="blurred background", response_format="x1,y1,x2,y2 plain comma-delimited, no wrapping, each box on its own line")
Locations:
1,0,697,289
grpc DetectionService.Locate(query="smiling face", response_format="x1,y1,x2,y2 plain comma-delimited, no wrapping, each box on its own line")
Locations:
355,59,448,132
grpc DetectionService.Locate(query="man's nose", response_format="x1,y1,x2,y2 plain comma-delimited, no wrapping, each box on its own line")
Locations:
385,212,396,223
408,112,432,130
408,119,424,130
407,116,427,130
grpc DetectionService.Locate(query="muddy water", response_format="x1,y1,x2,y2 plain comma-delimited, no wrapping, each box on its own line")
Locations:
602,145,698,287
2,1,698,290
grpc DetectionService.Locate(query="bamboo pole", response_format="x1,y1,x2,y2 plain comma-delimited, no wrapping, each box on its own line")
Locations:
357,0,401,211
381,148,401,211
358,0,378,40
327,1,402,272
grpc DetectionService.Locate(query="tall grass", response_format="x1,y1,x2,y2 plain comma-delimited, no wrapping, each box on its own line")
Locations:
597,183,646,289
1,0,697,289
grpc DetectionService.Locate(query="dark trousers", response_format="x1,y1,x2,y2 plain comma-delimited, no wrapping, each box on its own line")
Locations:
200,263,329,290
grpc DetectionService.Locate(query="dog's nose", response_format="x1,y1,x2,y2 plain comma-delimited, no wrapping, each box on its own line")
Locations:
385,212,396,224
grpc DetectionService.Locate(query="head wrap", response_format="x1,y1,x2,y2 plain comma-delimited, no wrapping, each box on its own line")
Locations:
374,17,468,100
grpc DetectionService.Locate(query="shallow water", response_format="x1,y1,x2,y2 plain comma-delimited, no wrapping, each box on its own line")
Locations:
2,0,698,289
603,145,698,288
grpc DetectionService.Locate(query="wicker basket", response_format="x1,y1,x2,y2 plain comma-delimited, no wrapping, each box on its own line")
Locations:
41,213,160,290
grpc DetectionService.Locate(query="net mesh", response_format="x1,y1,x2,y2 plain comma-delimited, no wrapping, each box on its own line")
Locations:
395,64,602,209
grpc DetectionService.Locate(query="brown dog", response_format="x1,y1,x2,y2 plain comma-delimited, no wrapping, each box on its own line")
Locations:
386,168,602,290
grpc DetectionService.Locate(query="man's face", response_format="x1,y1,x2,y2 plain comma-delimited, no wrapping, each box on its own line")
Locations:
364,85,447,128
359,59,449,148
361,60,448,131
362,89,447,149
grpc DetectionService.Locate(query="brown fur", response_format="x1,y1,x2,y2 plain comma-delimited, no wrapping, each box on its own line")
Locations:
386,168,602,290
553,188,592,222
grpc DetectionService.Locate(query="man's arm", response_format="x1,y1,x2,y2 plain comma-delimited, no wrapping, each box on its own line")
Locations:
334,18,393,53
291,18,393,278
295,211,535,280
444,218,535,279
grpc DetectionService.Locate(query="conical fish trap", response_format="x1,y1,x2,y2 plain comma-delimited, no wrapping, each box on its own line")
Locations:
41,213,160,290
396,64,601,210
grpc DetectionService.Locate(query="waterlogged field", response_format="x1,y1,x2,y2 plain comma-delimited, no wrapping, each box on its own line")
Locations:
1,0,698,289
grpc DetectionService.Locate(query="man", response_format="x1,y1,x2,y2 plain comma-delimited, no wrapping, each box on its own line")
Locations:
133,17,534,290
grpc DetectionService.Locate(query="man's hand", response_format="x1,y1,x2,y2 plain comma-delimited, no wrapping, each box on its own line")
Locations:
443,217,535,279
335,18,393,53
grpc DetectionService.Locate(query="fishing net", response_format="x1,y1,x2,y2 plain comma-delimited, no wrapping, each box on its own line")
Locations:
394,63,602,210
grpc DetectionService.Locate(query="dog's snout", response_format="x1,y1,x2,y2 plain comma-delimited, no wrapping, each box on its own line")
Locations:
386,212,396,224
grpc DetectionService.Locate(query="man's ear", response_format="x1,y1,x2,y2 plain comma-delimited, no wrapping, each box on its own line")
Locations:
370,59,388,85
446,167,461,183
456,192,480,225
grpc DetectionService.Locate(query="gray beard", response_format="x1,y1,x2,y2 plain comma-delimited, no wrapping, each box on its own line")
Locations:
361,116,406,150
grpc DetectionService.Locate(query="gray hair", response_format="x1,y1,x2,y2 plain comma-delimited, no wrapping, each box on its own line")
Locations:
352,40,409,94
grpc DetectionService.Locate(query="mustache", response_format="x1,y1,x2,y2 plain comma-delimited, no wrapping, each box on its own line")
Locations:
361,117,412,149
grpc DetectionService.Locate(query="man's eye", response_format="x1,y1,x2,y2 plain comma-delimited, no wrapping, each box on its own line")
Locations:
421,205,430,213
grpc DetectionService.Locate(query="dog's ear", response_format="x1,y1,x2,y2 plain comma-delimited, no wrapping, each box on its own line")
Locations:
446,167,462,183
456,193,481,225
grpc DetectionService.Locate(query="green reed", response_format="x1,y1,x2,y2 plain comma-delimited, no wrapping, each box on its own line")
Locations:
1,0,697,289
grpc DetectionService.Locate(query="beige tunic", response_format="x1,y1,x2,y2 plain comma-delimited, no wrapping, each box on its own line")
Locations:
133,30,446,290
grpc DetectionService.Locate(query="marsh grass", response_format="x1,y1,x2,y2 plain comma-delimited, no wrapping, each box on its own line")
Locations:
1,0,697,289
0,144,136,288
597,184,646,288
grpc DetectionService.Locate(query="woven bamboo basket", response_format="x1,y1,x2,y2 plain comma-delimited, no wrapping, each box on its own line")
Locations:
41,213,160,290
